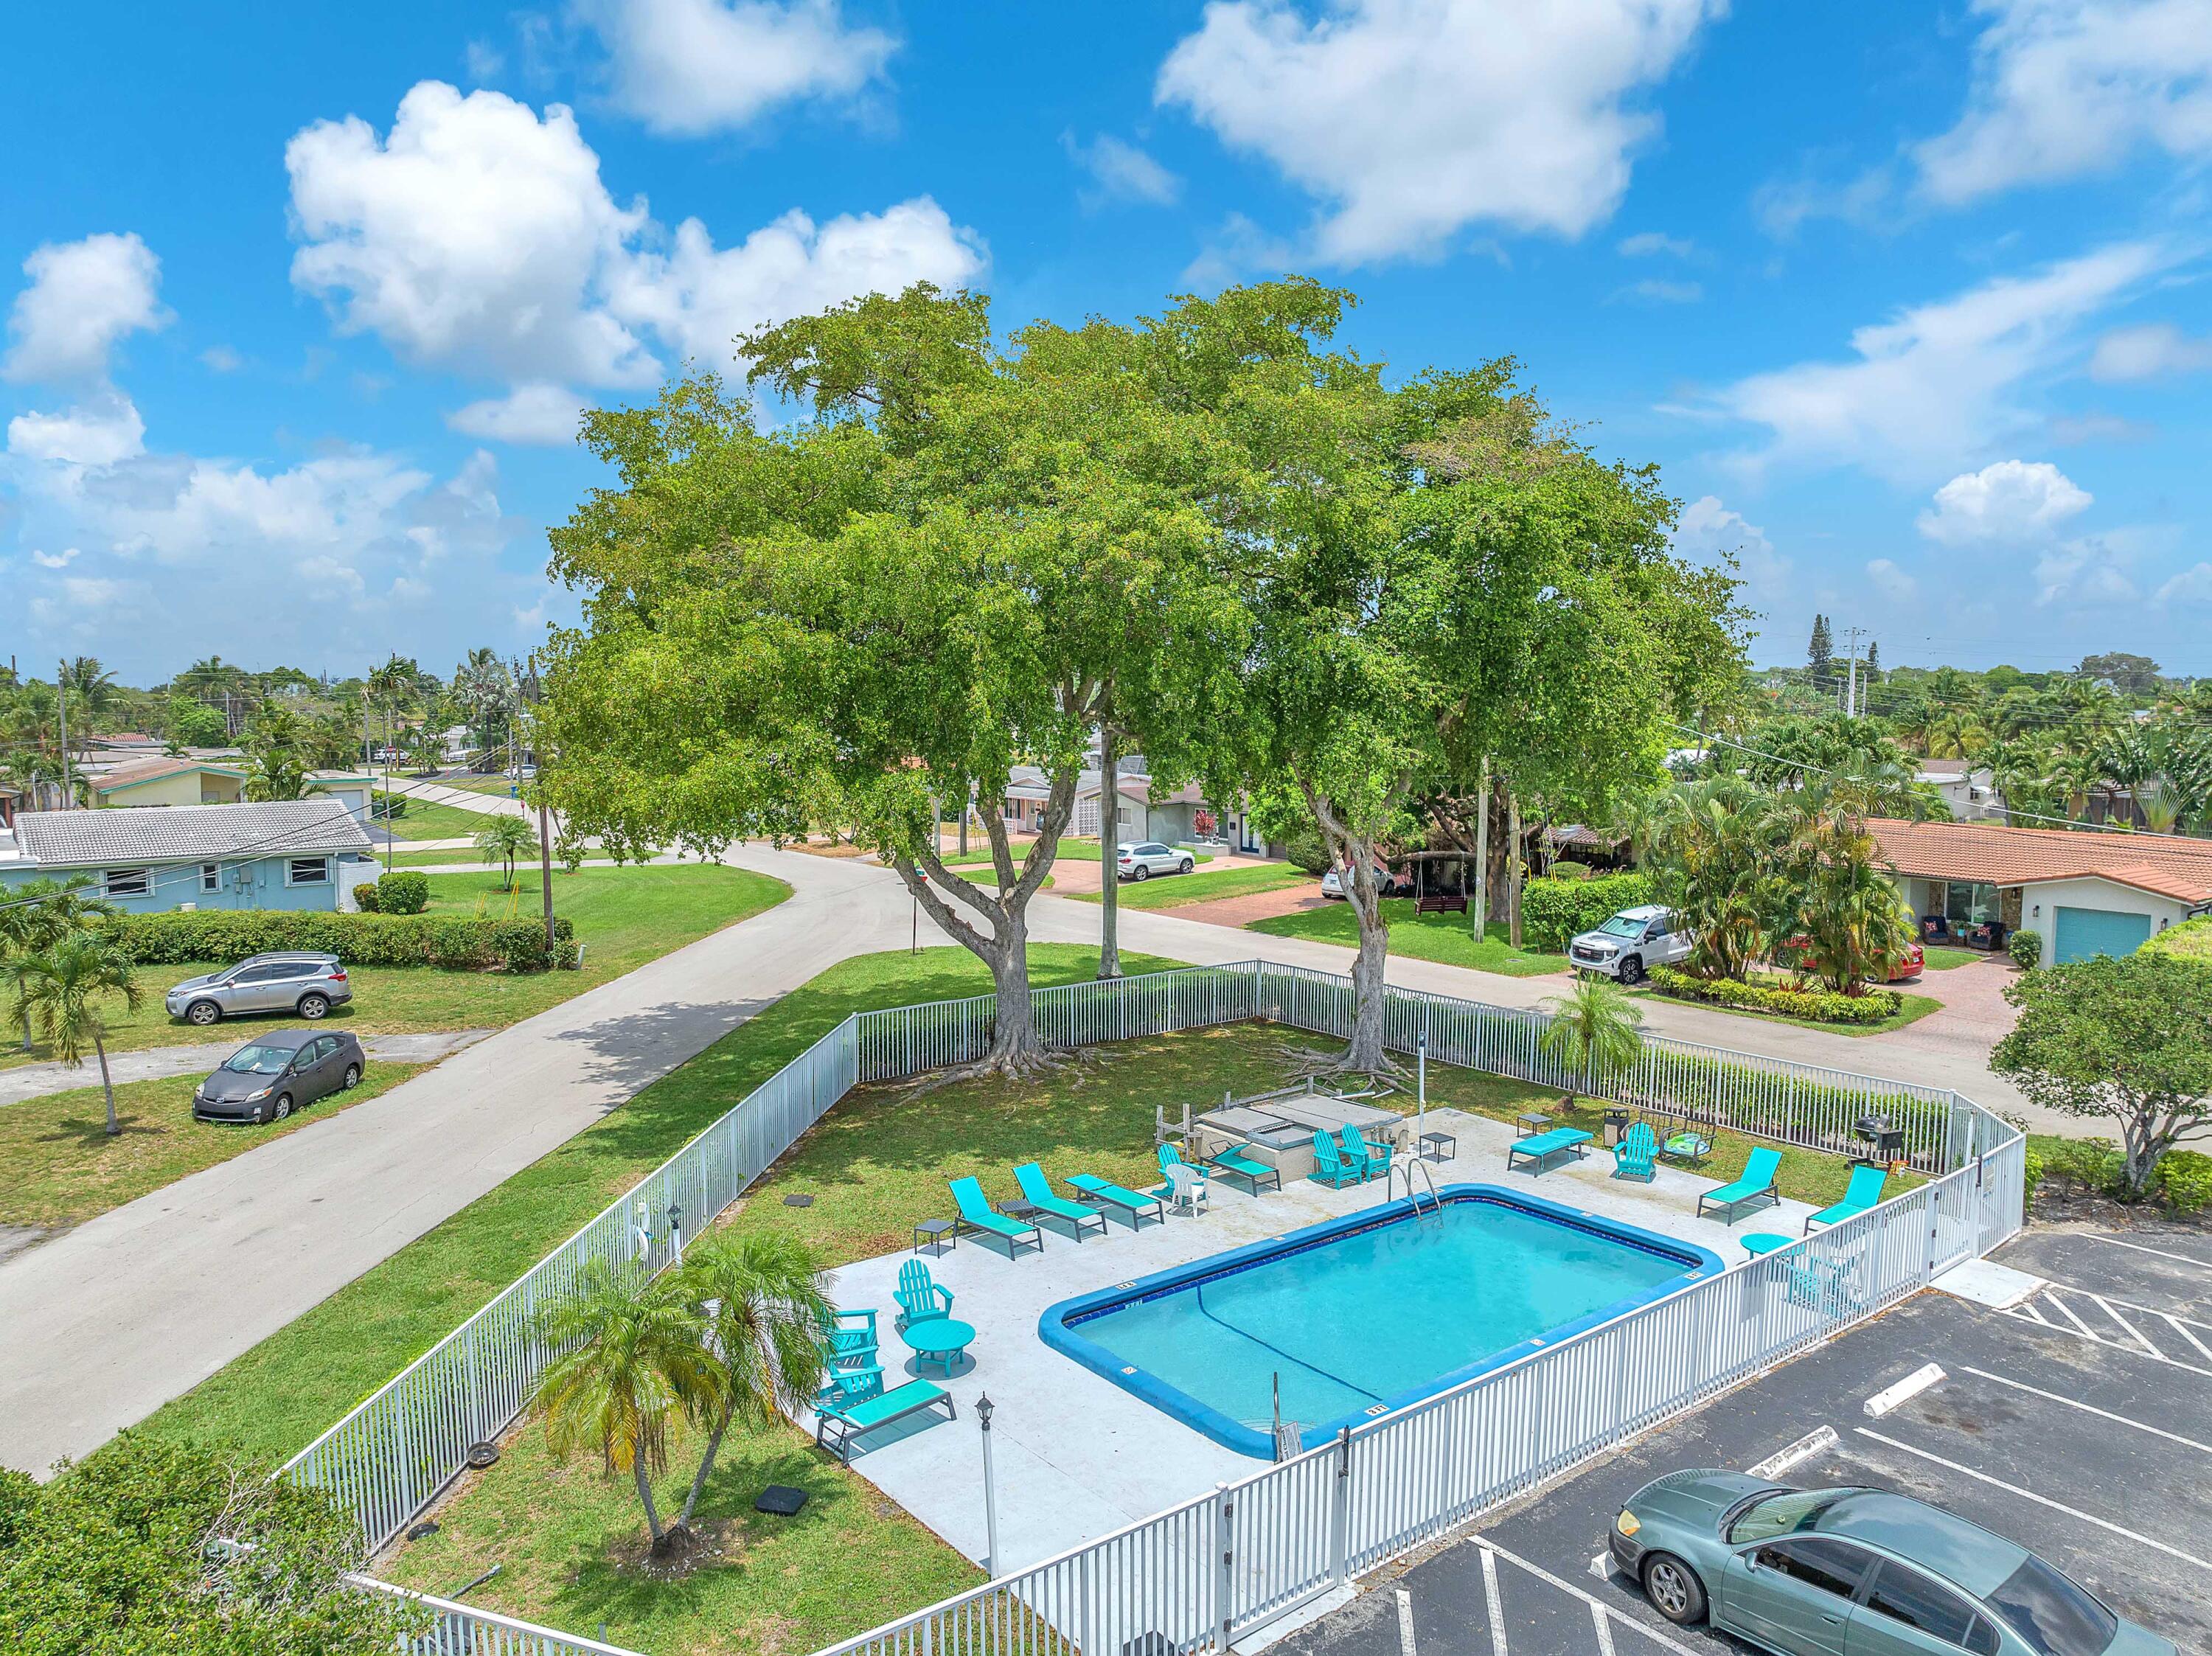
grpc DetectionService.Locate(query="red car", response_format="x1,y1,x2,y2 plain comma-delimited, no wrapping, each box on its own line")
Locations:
1778,933,1924,984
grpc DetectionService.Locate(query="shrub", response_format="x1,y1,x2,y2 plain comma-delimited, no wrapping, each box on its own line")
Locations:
352,882,380,913
1648,964,1902,1026
2008,928,2042,970
2155,1149,2212,1214
2143,915,2212,964
1545,860,1594,881
2022,1146,2045,1204
375,869,429,915
370,790,408,821
102,908,570,971
2039,1136,2123,1197
1522,870,1654,952
492,919,554,973
1279,828,1330,876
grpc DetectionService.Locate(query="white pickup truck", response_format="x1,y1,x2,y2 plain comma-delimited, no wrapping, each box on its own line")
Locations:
1566,904,1693,984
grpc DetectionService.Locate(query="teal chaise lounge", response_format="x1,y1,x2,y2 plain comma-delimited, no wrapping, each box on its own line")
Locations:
1065,1172,1166,1228
1012,1162,1108,1240
948,1175,1044,1256
1198,1141,1282,1195
1696,1146,1783,1223
1612,1122,1658,1183
894,1259,953,1332
1310,1130,1363,1189
814,1368,956,1463
1506,1126,1593,1175
1804,1163,1888,1234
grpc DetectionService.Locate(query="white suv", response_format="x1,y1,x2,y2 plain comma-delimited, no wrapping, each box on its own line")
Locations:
1567,905,1691,984
1116,841,1195,880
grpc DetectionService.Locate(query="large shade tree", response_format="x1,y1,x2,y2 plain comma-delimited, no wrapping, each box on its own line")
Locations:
537,282,1333,1078
1243,378,1746,1070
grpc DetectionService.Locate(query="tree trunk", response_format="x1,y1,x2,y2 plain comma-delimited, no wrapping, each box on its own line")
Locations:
1098,725,1121,981
1305,785,1391,1074
893,765,1079,1079
679,1402,733,1529
97,1033,118,1137
1506,784,1524,950
633,1454,668,1552
1484,777,1512,925
1470,756,1489,939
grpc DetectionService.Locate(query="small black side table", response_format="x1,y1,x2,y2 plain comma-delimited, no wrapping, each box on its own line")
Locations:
1515,1110,1551,1135
1418,1130,1456,1163
912,1218,956,1256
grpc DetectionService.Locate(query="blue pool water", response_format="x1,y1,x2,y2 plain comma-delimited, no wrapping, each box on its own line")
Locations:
1041,1186,1721,1457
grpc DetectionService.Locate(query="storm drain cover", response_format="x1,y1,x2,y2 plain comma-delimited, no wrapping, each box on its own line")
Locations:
783,1194,815,1208
756,1485,809,1516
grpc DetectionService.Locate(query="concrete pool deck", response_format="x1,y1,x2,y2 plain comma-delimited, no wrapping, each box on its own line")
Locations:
803,1107,1823,1578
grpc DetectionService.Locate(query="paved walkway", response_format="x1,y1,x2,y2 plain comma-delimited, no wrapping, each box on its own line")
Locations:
0,1029,494,1107
0,844,2041,1477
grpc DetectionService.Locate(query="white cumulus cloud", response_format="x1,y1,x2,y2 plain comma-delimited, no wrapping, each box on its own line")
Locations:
2034,535,2138,605
1065,133,1183,206
1711,241,2166,482
7,391,148,470
580,0,895,137
1155,0,1721,262
2,232,171,383
2155,562,2212,602
1672,495,1791,603
2089,321,2212,381
448,383,588,445
1914,0,2212,204
1865,557,1920,601
1917,459,2093,546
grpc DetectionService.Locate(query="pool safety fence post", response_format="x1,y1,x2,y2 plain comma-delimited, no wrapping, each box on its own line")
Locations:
1329,1427,1352,1587
1214,1482,1236,1650
1416,1031,1427,1145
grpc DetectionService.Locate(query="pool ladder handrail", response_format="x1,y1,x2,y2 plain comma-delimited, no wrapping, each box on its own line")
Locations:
1392,1157,1444,1222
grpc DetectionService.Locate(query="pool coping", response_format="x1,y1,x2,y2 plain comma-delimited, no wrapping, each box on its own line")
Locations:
1037,1183,1727,1460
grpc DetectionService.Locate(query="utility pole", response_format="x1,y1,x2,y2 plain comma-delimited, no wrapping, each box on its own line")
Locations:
1840,625,1867,717
54,660,72,809
528,655,555,954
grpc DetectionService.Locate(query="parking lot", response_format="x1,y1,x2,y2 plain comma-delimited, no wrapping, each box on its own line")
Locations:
1273,1226,2212,1656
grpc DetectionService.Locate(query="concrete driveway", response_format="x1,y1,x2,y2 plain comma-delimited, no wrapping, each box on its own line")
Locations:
0,1029,493,1108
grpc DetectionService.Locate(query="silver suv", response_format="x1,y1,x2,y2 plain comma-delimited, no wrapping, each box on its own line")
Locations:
165,953,353,1026
1115,841,1195,880
1568,905,1693,984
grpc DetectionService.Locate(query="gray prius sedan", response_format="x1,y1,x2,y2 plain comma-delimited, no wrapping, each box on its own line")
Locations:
192,1029,366,1124
1610,1473,2174,1655
165,952,352,1025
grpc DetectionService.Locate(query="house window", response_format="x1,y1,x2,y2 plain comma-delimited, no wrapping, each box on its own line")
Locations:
201,863,220,893
1943,880,2000,926
286,857,332,887
103,868,151,898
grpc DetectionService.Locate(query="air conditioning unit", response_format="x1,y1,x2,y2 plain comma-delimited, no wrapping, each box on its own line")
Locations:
178,902,196,913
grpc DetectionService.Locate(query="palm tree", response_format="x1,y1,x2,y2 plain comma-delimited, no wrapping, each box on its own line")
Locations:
243,703,313,802
1628,777,1784,981
0,875,116,1051
12,933,142,1135
1774,789,1917,994
533,1260,719,1556
473,815,536,890
670,1233,832,1532
60,656,120,728
1538,974,1644,1105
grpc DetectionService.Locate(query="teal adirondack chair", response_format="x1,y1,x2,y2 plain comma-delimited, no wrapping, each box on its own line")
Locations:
1341,1124,1393,1181
1613,1122,1658,1183
1310,1130,1361,1189
894,1259,954,1332
817,1304,880,1368
1804,1163,1888,1234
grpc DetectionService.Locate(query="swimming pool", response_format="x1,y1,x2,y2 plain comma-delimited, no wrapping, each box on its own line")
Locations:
1041,1186,1722,1458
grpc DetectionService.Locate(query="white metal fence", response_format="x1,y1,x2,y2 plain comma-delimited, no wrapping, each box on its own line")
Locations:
290,958,2021,1656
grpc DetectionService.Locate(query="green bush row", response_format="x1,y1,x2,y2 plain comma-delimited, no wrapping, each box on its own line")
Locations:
2032,1136,2212,1214
1521,870,1653,951
102,908,574,973
1649,964,1902,1026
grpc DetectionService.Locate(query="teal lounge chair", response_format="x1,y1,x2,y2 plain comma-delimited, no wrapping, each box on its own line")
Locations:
814,1369,956,1463
1785,1253,1863,1315
817,1304,879,1368
1506,1127,1593,1175
1013,1162,1108,1240
947,1175,1044,1256
1613,1122,1658,1183
1697,1146,1784,1223
1200,1142,1282,1195
1341,1124,1394,1181
894,1259,953,1332
1804,1163,1888,1234
1065,1173,1166,1228
1310,1130,1362,1189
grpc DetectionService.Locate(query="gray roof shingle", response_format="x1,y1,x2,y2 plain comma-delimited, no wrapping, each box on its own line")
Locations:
15,799,373,869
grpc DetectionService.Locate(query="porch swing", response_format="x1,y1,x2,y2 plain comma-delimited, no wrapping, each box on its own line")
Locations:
1408,850,1470,916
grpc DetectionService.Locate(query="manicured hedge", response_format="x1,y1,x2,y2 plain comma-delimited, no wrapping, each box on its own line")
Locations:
1521,870,1653,951
102,908,573,972
375,870,429,914
1649,964,1901,1026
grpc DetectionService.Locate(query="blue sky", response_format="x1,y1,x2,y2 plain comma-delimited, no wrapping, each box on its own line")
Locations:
4,0,2210,686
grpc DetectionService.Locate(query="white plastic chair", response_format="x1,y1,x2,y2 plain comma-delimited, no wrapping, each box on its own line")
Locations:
1164,1161,1208,1217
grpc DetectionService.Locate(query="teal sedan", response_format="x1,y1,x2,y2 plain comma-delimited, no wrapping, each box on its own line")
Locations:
1607,1472,2174,1655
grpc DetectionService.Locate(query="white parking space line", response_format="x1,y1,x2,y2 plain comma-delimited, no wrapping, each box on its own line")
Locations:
2079,1233,2212,1270
1958,1366,2212,1455
1856,1430,2212,1573
1395,1587,1417,1656
1478,1545,1509,1656
1475,1539,1706,1656
2165,1313,2212,1365
2045,1292,2104,1341
2003,1290,2212,1379
1590,1601,1617,1656
2090,1294,2160,1355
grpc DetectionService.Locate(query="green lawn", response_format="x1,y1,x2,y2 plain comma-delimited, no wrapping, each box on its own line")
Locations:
0,1064,425,1232
0,864,789,1071
1918,947,1983,972
379,1006,1907,1653
373,796,496,841
1071,862,1315,910
1247,901,1569,977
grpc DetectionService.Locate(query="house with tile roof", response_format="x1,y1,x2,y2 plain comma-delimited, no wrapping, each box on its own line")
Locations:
1868,816,2212,964
86,755,248,808
0,799,373,914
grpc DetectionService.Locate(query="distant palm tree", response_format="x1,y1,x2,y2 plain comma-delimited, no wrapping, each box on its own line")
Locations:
473,815,536,889
0,875,116,1052
12,933,142,1135
533,1260,719,1556
60,656,120,726
1539,974,1644,1103
670,1232,831,1531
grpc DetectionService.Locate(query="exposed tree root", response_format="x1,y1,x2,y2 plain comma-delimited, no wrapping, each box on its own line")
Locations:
900,1044,1074,1099
1271,1041,1409,1085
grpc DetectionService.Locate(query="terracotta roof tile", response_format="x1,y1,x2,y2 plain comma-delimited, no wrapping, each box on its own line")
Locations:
1868,817,2212,905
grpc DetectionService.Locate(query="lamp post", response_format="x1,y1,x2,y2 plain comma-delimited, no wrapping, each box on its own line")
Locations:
976,1393,1000,1577
667,1203,684,1263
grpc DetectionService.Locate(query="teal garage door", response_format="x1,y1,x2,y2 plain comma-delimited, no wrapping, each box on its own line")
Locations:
2052,905,2152,964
